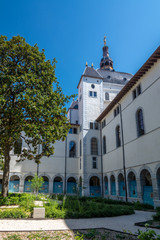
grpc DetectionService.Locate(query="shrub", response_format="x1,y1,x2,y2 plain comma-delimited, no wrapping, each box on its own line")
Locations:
137,224,160,240
19,194,35,211
153,207,160,221
45,206,66,218
0,208,29,219
134,201,154,210
62,197,134,219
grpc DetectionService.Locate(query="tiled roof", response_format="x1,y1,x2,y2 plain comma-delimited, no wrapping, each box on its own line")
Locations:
83,66,103,78
77,66,132,88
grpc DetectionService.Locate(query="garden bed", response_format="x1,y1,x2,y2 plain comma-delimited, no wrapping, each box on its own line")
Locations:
0,228,138,240
0,193,154,220
0,194,135,219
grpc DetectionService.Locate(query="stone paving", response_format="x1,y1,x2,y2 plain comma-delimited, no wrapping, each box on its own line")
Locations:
0,211,160,235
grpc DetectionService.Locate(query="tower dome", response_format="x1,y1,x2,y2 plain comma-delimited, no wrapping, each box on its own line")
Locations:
100,36,113,70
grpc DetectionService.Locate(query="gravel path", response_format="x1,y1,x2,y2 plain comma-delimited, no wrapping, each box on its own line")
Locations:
0,211,159,235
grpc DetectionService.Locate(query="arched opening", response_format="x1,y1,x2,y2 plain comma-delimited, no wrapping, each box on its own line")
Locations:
53,177,63,194
39,176,49,193
128,172,137,198
118,173,125,197
9,175,20,193
79,176,82,196
0,175,2,192
110,175,116,196
140,169,153,206
156,168,160,199
104,176,108,195
67,177,77,194
24,176,33,192
90,176,101,197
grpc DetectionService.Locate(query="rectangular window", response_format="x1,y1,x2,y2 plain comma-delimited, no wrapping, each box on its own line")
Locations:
103,119,106,127
132,89,137,100
73,128,77,134
133,84,142,100
69,128,72,134
114,109,116,117
137,84,141,95
89,91,97,98
89,91,92,97
117,106,119,115
90,122,93,129
102,119,106,128
102,122,103,128
94,92,97,97
76,120,78,124
95,122,98,130
80,158,81,169
92,157,97,169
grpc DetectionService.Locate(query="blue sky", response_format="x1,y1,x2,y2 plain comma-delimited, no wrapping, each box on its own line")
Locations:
0,0,160,107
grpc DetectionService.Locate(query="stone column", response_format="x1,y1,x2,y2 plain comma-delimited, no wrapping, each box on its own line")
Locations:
19,176,24,193
115,178,118,197
49,179,53,194
108,178,111,197
136,178,143,202
152,176,159,200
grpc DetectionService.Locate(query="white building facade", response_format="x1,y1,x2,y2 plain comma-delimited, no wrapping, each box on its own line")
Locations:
0,40,160,207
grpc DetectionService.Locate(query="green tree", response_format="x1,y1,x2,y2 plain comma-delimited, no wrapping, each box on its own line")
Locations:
0,35,73,197
30,174,44,196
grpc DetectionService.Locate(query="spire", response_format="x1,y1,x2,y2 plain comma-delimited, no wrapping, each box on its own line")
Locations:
86,61,88,67
100,36,113,70
104,35,106,46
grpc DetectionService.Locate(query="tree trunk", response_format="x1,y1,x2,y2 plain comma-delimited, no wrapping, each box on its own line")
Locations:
2,144,11,197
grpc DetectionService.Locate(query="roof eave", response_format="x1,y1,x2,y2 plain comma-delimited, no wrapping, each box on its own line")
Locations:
96,46,160,122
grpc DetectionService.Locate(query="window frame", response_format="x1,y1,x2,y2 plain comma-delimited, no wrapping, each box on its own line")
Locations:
103,136,106,155
92,157,97,169
91,137,98,155
116,125,121,148
105,92,109,101
69,141,76,158
136,108,145,137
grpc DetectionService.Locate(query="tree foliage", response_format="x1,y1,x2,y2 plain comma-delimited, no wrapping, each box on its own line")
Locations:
30,174,44,196
0,35,73,196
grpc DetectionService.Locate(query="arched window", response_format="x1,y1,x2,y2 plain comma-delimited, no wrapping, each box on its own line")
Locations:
136,109,145,137
116,125,121,148
14,138,22,155
103,136,106,154
105,92,109,101
69,141,76,157
91,138,98,155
